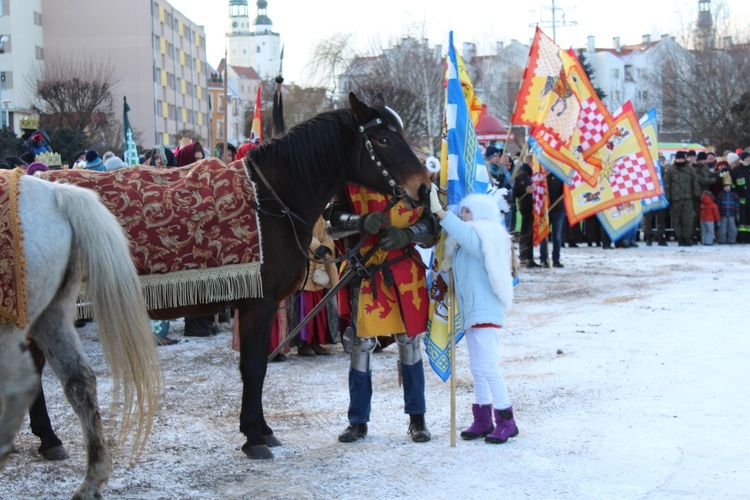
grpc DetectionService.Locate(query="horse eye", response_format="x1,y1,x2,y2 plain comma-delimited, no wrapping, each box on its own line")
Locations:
377,137,390,146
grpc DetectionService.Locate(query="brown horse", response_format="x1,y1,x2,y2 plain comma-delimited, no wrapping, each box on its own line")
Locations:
160,92,430,458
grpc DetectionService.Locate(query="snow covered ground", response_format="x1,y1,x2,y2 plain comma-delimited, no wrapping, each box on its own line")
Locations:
2,242,750,499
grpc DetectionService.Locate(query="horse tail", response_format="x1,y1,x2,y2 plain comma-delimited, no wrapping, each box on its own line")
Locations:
55,183,162,460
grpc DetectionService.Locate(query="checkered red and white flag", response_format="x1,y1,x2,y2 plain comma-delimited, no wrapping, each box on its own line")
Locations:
578,97,609,153
609,153,655,198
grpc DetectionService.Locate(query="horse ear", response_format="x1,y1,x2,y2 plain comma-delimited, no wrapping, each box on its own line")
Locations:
370,93,386,108
349,92,370,124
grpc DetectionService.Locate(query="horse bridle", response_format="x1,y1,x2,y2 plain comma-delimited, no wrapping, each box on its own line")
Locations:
243,112,409,268
357,116,409,200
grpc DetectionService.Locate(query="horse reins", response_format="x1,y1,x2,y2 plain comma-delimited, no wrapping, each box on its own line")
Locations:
243,113,410,269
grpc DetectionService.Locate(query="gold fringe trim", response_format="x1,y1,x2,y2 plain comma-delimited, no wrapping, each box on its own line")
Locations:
76,263,263,319
1,168,29,329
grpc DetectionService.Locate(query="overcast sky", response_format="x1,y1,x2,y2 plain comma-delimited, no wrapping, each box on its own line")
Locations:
169,0,750,86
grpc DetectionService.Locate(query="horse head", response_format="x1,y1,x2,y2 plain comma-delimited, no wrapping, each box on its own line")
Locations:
348,92,431,207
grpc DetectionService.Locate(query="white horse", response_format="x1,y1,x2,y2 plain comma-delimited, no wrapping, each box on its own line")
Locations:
0,174,162,499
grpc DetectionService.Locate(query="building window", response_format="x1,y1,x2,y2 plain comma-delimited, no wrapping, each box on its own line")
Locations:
35,45,43,60
638,90,649,100
34,11,42,25
611,69,620,79
0,71,7,90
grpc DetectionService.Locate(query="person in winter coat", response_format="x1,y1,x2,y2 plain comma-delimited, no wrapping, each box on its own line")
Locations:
664,151,700,246
25,131,52,157
175,141,204,167
429,185,519,445
513,154,538,266
716,173,740,244
699,191,720,245
730,151,750,243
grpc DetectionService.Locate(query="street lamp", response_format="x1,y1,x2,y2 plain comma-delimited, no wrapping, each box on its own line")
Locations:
0,35,7,129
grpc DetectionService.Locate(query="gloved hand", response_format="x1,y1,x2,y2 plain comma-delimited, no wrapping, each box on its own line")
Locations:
358,212,389,234
716,222,721,228
429,183,443,214
378,226,413,251
314,245,332,259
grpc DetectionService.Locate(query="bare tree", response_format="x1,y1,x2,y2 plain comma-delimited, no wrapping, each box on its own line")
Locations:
347,37,444,154
655,1,750,148
29,57,121,146
304,33,355,100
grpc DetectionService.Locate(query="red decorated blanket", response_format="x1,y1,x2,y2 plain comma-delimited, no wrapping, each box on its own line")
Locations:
43,158,263,313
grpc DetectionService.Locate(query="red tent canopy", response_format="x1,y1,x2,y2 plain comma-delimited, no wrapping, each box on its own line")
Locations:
475,104,512,143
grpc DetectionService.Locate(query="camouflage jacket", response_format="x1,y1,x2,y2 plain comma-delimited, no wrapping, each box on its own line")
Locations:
664,162,699,202
691,161,717,196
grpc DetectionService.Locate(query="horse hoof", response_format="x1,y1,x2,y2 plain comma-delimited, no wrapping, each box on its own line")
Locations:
242,443,274,459
263,433,282,447
39,444,69,461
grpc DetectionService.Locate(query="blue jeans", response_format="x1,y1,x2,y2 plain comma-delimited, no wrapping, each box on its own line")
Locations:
540,209,565,264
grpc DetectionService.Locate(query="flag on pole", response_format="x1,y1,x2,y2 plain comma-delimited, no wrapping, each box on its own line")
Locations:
563,102,663,239
123,97,139,166
532,157,550,247
595,108,669,240
250,86,263,145
425,32,488,382
512,29,615,186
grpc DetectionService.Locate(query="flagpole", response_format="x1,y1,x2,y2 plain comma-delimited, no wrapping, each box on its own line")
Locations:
449,271,457,448
223,46,229,157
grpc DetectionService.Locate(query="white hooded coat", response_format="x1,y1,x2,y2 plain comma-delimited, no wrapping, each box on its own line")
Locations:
439,194,514,328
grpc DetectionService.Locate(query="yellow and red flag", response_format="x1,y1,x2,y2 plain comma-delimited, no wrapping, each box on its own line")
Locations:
513,30,615,186
563,102,662,225
532,157,550,247
512,27,582,146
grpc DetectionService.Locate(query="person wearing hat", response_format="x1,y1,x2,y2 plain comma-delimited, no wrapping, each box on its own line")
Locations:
485,146,514,230
513,154,541,265
5,156,28,169
26,161,49,177
690,151,718,242
104,156,126,171
730,151,750,242
705,151,717,172
716,172,739,243
84,150,105,171
664,151,700,246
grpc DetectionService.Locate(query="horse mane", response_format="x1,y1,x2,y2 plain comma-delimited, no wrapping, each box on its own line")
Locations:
249,108,354,188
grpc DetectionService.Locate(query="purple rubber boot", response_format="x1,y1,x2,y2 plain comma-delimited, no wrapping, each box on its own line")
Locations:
460,404,494,440
485,406,519,444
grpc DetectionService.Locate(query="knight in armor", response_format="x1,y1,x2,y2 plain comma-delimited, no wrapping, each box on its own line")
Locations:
326,184,439,443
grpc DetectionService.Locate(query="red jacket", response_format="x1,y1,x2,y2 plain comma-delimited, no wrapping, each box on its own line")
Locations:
700,192,721,222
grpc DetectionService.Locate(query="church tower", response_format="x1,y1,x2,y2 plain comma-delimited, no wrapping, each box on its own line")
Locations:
695,0,715,50
226,0,281,79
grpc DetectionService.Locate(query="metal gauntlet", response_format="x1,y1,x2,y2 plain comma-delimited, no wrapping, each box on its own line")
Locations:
327,213,363,239
406,214,440,248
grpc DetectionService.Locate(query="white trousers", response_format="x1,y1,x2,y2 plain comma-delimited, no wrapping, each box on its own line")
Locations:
465,326,511,409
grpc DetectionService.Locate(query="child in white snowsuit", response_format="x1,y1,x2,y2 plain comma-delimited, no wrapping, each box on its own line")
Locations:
429,185,518,444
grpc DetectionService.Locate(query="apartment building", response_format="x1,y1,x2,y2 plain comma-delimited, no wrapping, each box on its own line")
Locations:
42,0,208,148
0,0,45,131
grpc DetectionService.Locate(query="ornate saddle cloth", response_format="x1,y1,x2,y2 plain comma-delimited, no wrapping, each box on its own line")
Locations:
44,158,263,314
0,168,28,328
